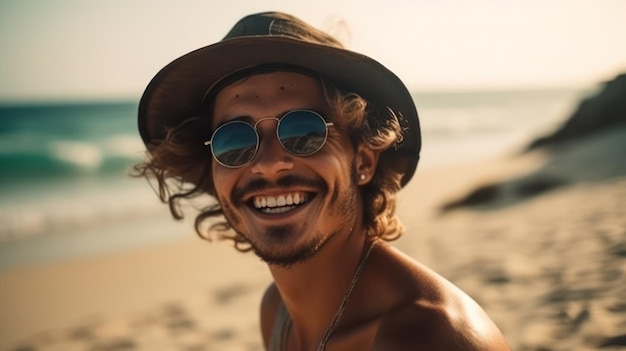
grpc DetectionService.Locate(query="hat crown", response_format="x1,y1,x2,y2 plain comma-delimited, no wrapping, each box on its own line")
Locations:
223,12,344,49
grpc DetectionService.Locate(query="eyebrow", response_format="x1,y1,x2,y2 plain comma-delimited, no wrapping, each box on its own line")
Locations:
221,115,255,125
215,107,328,128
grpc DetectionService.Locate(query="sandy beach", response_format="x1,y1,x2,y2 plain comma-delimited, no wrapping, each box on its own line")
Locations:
1,123,626,350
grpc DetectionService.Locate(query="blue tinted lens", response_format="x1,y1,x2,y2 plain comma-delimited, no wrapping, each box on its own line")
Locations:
210,121,258,167
278,111,328,155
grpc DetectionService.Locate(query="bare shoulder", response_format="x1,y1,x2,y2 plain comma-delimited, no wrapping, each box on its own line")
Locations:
373,292,511,351
370,244,511,351
259,283,282,349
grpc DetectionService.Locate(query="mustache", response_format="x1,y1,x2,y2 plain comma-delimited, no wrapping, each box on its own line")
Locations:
232,175,327,202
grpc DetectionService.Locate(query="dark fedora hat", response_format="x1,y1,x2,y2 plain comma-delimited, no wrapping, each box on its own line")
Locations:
138,11,421,186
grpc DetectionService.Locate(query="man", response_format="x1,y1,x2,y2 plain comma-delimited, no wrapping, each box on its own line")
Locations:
136,11,511,351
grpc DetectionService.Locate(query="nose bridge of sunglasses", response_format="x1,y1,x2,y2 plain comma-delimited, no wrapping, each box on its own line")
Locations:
253,116,280,129
252,117,283,147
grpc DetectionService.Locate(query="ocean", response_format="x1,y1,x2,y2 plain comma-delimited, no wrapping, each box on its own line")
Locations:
0,88,592,269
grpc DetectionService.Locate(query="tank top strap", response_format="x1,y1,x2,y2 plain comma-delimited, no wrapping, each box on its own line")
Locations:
269,301,291,351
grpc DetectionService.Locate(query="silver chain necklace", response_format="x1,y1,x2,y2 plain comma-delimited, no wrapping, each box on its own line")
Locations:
316,240,377,351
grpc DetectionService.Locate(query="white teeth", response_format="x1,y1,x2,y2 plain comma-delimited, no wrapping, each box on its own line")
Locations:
264,206,293,214
277,196,286,206
252,193,308,211
267,197,276,207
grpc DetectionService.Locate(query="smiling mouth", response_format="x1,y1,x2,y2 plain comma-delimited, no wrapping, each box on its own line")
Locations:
251,192,311,214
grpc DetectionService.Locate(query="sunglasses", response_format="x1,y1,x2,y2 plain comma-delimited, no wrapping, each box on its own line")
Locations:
204,110,334,168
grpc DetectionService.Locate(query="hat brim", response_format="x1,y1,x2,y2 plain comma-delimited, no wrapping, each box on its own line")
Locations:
138,36,420,186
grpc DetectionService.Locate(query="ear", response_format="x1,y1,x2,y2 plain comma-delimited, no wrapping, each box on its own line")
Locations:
355,145,379,185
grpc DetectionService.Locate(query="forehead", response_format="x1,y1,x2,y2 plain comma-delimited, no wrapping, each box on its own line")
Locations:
211,71,327,126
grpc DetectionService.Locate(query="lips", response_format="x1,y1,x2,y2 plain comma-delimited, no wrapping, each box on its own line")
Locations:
251,192,310,214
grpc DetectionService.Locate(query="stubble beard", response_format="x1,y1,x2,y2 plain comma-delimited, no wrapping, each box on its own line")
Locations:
252,224,327,268
222,163,361,268
221,196,329,268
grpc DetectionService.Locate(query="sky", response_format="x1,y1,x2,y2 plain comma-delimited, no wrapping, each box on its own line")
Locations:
1,0,625,102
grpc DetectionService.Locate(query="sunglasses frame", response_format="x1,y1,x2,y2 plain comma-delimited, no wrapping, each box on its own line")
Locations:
204,109,334,168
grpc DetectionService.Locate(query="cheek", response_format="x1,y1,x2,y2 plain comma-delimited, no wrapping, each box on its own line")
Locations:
324,133,355,160
212,166,236,200
213,168,245,227
220,195,242,226
314,140,355,177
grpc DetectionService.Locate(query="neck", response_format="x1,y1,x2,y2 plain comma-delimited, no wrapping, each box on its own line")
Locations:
268,226,371,348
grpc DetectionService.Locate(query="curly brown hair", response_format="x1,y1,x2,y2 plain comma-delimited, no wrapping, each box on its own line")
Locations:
132,75,407,251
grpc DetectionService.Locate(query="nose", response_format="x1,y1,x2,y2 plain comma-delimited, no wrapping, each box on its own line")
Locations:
249,119,294,176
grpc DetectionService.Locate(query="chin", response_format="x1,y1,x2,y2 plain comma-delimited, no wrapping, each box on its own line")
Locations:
248,225,330,268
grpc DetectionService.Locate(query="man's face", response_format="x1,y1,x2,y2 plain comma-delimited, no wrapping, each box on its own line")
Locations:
210,72,362,267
